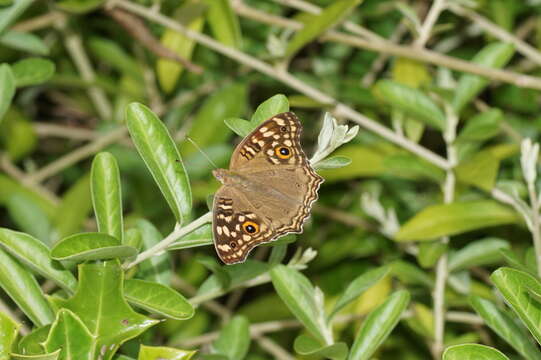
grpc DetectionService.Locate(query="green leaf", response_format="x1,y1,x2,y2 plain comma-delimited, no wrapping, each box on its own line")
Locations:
195,260,269,303
223,117,253,138
373,80,445,130
11,351,60,360
250,94,290,126
383,153,445,182
390,260,433,287
126,103,192,224
417,241,447,268
124,279,194,320
285,0,362,58
443,344,510,360
0,107,37,161
212,315,250,360
452,43,515,112
87,37,142,81
0,248,54,326
470,295,541,360
448,238,509,272
125,228,142,252
54,261,159,359
53,174,92,239
203,0,242,48
135,219,171,285
499,248,537,276
271,265,331,345
0,311,18,358
16,325,50,355
6,193,51,244
318,144,385,182
184,83,247,156
0,63,15,125
54,0,105,13
138,345,196,360
44,309,94,360
348,290,410,360
197,256,231,289
156,2,205,93
456,150,500,191
51,232,137,262
314,156,352,170
91,152,123,242
294,334,348,360
395,200,518,241
491,267,541,345
168,223,213,250
0,228,77,293
0,0,34,34
329,266,390,320
0,31,49,55
457,109,503,142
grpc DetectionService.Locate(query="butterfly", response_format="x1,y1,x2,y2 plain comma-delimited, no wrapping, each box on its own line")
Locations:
212,112,323,264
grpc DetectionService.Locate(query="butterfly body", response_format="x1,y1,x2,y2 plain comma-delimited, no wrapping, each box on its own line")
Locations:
212,112,323,264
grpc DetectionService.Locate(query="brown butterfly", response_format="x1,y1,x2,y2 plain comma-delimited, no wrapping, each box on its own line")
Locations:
212,112,323,264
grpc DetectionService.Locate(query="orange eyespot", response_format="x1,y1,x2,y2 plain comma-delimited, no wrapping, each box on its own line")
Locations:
242,221,259,234
275,146,292,159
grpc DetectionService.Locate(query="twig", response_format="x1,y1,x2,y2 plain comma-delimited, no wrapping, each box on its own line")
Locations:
113,0,451,171
105,8,203,74
11,11,65,32
449,3,541,67
123,212,213,270
63,32,113,120
26,127,128,184
415,0,447,48
234,0,541,91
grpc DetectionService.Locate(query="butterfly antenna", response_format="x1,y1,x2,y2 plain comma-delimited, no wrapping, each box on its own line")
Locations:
186,137,219,169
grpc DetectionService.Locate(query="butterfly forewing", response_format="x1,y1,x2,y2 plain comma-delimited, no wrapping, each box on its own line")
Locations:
212,112,323,264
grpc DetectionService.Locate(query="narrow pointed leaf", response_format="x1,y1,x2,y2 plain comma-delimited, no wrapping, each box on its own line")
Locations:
452,43,515,112
285,0,362,58
0,0,34,33
138,345,196,360
0,228,77,293
348,290,410,360
456,150,500,191
203,0,242,48
212,315,250,359
168,223,213,250
51,232,137,262
294,334,348,360
443,344,510,360
6,193,51,244
126,103,192,224
53,174,92,239
44,309,95,360
0,63,15,124
491,267,541,345
470,295,541,360
271,265,331,345
224,117,253,137
0,311,18,358
395,200,518,241
448,238,509,272
91,152,123,242
374,80,445,130
329,266,390,320
124,279,194,320
0,248,54,326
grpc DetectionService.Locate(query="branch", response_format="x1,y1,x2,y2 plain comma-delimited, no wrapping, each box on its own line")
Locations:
105,8,203,74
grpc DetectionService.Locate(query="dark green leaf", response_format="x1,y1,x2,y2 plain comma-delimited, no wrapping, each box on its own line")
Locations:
124,279,194,320
0,228,77,293
285,0,362,57
0,63,15,125
212,316,250,360
126,103,192,224
348,290,410,360
91,152,123,242
452,43,515,112
448,238,509,272
51,232,137,262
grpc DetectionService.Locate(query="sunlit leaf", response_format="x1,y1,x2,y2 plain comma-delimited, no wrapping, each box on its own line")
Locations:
138,345,196,360
443,344,510,360
395,200,518,242
44,309,94,360
51,232,137,262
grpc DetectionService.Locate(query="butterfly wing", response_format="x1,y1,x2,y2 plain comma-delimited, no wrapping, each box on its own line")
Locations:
213,112,323,264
